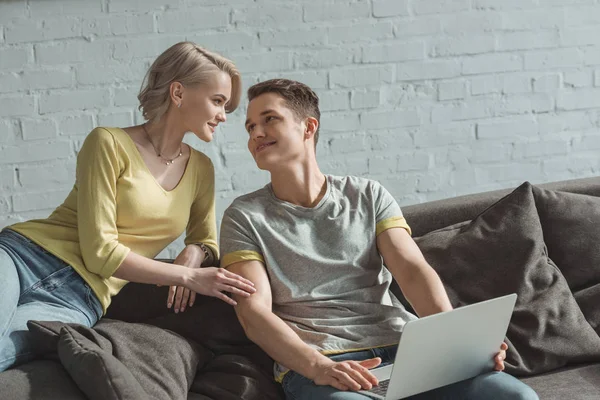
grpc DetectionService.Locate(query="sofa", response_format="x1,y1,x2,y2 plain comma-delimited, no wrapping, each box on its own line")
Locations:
0,176,599,399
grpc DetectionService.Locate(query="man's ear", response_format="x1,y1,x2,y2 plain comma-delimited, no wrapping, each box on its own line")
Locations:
304,117,319,140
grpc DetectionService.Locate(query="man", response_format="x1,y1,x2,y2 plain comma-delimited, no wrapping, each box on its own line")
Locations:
219,79,538,399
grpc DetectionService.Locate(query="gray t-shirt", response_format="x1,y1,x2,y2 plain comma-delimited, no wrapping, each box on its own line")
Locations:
220,175,417,380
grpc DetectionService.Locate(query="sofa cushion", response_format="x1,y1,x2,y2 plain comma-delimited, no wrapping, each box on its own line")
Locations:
28,319,210,400
520,363,600,400
414,182,600,376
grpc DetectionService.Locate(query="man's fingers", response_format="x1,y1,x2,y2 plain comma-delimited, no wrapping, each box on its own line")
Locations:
167,286,176,308
180,288,191,312
330,370,361,391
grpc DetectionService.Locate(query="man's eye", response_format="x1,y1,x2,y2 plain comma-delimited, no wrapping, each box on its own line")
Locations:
266,116,275,122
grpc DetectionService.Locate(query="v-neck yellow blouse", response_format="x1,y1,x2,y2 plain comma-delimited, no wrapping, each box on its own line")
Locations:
10,127,218,313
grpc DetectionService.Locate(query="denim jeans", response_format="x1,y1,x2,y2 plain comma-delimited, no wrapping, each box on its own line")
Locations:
0,229,102,372
282,345,539,400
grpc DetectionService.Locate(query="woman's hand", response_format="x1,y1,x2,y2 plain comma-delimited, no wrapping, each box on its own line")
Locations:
167,244,205,313
184,267,256,306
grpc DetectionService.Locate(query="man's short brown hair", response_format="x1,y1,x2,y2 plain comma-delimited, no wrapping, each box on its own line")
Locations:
247,79,321,148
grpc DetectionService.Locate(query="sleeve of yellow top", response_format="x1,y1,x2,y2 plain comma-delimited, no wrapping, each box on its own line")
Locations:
76,128,131,279
376,216,412,237
184,158,219,261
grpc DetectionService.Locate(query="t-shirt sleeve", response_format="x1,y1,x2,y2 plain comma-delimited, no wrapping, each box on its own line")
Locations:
76,128,131,279
219,206,264,269
184,157,218,262
372,181,412,236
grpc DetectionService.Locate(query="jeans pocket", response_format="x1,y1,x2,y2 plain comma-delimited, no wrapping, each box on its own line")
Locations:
33,266,76,293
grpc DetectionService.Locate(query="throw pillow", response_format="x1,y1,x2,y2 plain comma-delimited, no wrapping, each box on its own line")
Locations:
414,182,600,376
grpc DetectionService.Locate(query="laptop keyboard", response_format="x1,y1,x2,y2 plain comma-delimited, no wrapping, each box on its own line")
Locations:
367,379,389,396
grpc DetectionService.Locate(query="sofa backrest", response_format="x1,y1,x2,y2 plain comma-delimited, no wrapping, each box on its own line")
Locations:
402,176,600,237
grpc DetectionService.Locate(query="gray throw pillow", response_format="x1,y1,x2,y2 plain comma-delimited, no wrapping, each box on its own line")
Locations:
28,319,211,400
415,182,600,376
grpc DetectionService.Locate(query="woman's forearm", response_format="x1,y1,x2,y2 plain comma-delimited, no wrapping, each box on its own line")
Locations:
112,251,190,287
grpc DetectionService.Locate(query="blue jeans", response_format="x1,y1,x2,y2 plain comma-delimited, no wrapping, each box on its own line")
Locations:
0,229,102,372
282,345,539,400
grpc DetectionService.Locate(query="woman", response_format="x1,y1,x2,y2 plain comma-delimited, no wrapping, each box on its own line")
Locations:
0,41,255,372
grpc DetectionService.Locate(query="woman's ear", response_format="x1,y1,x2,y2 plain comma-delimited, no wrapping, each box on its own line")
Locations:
170,82,184,108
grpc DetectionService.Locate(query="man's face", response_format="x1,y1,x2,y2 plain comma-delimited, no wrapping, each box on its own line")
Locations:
245,92,307,171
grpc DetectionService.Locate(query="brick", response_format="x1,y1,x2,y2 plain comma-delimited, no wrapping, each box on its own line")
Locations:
107,0,179,13
474,0,537,9
0,167,15,190
82,14,155,37
18,162,76,188
39,90,110,114
362,41,425,63
537,111,595,134
351,89,381,109
0,69,74,92
235,52,293,74
360,109,420,130
294,48,359,69
431,100,494,123
393,17,441,37
369,129,413,151
499,93,554,115
28,0,102,17
304,2,369,22
98,111,133,127
112,36,181,62
373,0,409,17
584,47,600,66
114,87,139,107
20,118,57,140
58,114,95,136
0,141,72,164
573,134,600,151
533,73,561,92
462,54,522,75
502,74,532,94
564,70,592,88
233,5,302,27
558,89,600,110
502,10,565,30
397,60,461,81
0,72,21,93
323,155,369,176
476,117,538,139
259,27,327,47
369,156,397,174
413,0,470,15
437,80,466,101
475,162,542,185
0,95,34,117
398,152,430,172
565,6,600,26
328,21,393,45
433,34,495,56
5,17,81,44
35,40,113,65
471,143,512,163
514,140,570,159
440,12,503,33
12,189,70,212
320,113,360,133
0,1,27,23
497,31,559,51
231,170,269,191
561,27,600,47
330,65,394,88
159,8,229,32
0,46,31,69
329,134,368,154
596,70,600,87
414,122,474,147
525,48,583,70
76,62,147,85
318,90,350,112
0,119,19,144
266,70,328,89
187,32,256,53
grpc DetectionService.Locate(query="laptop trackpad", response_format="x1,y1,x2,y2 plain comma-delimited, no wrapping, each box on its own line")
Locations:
371,364,393,381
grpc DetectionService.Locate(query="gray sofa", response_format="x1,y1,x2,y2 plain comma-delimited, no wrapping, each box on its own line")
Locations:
0,176,599,399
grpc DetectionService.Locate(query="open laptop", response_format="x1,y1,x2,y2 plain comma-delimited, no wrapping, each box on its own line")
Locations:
359,293,517,399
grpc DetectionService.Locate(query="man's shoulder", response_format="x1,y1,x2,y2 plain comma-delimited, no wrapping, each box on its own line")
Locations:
225,186,271,217
330,175,383,195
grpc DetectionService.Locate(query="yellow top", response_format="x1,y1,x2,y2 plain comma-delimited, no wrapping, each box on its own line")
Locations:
10,127,218,314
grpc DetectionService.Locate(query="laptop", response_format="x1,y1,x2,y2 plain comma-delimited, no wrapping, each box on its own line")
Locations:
359,293,517,400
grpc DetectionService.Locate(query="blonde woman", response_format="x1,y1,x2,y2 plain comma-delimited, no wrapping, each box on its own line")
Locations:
0,42,256,372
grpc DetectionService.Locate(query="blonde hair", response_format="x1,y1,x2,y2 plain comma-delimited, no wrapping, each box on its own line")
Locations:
138,41,241,123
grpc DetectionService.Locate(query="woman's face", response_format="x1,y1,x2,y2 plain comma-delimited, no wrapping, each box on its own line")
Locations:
179,71,232,142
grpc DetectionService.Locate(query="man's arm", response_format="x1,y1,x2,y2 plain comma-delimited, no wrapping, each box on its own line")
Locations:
227,260,381,391
377,227,453,317
377,227,507,371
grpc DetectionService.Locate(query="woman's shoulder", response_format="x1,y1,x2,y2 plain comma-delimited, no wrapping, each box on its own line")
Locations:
83,127,128,147
188,146,214,170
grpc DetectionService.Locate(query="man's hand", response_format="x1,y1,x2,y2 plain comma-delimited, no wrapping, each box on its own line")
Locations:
494,342,508,371
311,358,381,391
167,244,205,313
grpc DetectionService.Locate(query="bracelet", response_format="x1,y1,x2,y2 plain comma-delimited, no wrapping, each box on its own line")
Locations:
197,243,213,266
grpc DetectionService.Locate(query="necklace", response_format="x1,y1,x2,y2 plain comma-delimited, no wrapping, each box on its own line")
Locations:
141,123,183,166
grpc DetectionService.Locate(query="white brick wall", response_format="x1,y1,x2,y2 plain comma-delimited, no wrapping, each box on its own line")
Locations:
1,0,600,258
